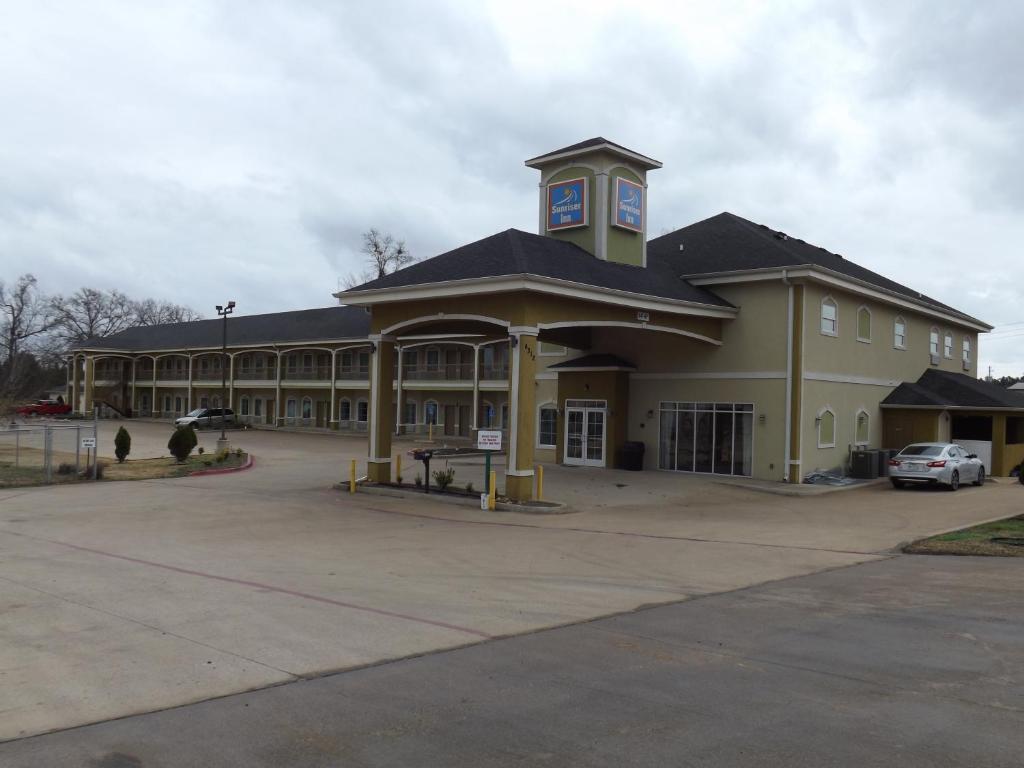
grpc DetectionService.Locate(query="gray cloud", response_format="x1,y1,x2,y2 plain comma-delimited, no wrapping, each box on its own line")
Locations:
1,0,1021,375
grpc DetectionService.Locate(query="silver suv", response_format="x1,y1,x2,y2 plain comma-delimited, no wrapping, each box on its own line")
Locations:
175,408,236,430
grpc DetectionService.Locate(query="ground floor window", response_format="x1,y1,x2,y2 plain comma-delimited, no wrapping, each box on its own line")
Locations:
501,404,509,429
356,399,368,422
240,396,250,416
200,396,209,409
175,396,183,414
254,398,263,417
659,402,753,476
339,398,351,421
286,398,297,418
538,404,557,448
424,401,438,425
404,401,416,424
163,395,172,412
301,397,312,419
479,402,495,428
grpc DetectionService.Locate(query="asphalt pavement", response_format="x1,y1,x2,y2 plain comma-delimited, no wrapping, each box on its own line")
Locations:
2,553,1021,767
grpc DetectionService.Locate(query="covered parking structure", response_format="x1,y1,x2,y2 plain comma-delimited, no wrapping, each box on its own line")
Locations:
881,369,1024,476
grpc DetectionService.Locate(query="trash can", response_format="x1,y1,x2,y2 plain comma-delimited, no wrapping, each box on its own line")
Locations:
850,450,879,479
621,441,645,471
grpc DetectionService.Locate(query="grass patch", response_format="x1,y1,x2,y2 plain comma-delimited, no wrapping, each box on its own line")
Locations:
0,452,248,486
904,515,1024,557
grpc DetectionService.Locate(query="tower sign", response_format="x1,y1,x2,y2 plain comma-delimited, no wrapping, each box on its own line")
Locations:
613,177,643,232
546,177,588,231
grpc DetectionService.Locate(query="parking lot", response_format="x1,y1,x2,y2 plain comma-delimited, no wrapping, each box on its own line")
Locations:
1,420,1021,742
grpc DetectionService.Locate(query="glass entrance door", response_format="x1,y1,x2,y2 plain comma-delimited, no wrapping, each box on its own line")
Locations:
564,399,607,467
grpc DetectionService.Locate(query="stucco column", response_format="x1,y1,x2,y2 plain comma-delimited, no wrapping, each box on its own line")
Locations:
151,358,157,418
505,329,538,500
395,344,403,436
329,349,338,428
71,355,81,414
471,345,480,430
367,335,395,483
187,355,194,412
130,357,137,415
275,351,283,426
82,355,94,416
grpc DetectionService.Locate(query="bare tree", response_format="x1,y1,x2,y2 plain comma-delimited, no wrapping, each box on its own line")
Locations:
133,298,203,326
48,288,136,347
342,228,413,288
0,274,54,396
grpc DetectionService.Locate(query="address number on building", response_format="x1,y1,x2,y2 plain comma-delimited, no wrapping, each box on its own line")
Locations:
477,430,502,451
81,437,97,449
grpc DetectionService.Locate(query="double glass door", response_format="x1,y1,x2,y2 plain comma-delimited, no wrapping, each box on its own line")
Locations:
659,401,753,476
564,399,607,467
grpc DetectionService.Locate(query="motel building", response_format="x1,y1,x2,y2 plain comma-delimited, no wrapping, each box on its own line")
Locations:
69,138,1024,499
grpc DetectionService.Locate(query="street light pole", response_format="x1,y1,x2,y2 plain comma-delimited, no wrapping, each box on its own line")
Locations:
216,301,236,444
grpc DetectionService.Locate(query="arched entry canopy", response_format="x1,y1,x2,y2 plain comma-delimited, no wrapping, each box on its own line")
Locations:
347,287,733,500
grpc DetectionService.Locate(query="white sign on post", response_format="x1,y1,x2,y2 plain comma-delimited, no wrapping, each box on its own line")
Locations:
476,430,502,451
81,437,97,449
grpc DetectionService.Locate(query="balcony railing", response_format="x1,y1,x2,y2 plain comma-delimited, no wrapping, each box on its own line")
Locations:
336,368,370,380
155,370,189,381
282,365,333,381
235,368,276,380
134,370,155,381
480,365,509,380
403,364,474,381
193,369,226,382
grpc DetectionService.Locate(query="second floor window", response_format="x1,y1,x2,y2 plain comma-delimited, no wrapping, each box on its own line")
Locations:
962,338,971,363
943,332,953,359
894,317,906,349
821,297,838,336
929,328,940,357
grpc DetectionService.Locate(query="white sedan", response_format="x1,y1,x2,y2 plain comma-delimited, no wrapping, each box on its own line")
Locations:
888,442,985,491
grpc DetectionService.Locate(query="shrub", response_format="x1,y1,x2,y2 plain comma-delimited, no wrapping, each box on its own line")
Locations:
215,448,229,464
235,448,243,457
57,462,77,475
203,459,213,467
80,462,105,480
197,446,205,455
432,467,455,492
465,482,474,494
414,474,423,488
114,426,131,463
168,425,198,463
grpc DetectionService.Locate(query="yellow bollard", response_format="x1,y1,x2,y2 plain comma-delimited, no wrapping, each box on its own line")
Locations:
349,459,356,494
488,470,496,510
395,453,402,484
428,422,433,442
536,464,543,501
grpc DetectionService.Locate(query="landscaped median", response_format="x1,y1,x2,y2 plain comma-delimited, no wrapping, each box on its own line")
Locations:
0,450,252,487
904,514,1024,557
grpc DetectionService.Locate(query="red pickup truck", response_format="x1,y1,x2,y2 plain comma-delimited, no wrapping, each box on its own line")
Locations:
15,399,73,417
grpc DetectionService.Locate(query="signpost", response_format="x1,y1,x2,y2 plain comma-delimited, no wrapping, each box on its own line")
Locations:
477,430,502,509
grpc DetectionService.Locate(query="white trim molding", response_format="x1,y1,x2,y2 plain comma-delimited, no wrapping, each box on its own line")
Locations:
803,372,902,387
630,371,786,381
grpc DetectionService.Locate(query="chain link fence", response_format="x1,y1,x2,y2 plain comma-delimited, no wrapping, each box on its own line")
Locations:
0,419,100,485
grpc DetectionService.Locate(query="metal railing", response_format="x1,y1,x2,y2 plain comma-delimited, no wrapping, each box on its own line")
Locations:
155,370,189,381
235,368,276,380
282,365,334,381
480,365,509,380
403,364,474,381
336,368,370,380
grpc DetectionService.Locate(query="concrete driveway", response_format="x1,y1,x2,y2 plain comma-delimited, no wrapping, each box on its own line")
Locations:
1,420,1019,742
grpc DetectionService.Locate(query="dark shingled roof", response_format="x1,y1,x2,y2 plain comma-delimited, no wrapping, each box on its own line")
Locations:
882,369,1024,410
648,212,987,327
548,353,636,370
525,137,660,167
74,306,371,352
344,229,732,308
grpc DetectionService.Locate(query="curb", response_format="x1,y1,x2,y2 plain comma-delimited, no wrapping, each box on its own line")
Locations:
340,482,573,514
189,454,254,477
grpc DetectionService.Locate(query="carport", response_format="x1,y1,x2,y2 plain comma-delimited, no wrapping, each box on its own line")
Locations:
881,369,1024,475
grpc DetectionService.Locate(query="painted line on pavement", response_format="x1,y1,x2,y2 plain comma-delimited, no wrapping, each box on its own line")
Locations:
0,529,492,640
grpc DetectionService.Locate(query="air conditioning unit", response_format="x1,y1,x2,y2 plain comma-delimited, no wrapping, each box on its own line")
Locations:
930,354,940,366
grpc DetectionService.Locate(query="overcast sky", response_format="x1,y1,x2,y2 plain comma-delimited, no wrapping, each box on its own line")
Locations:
2,1,1022,375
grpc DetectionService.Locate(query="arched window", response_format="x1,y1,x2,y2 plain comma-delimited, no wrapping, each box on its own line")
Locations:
301,397,312,419
856,306,872,343
943,331,953,359
855,409,870,446
537,402,557,448
893,316,907,349
338,398,351,421
424,400,438,425
817,407,836,449
820,296,838,336
356,399,368,422
929,327,940,358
